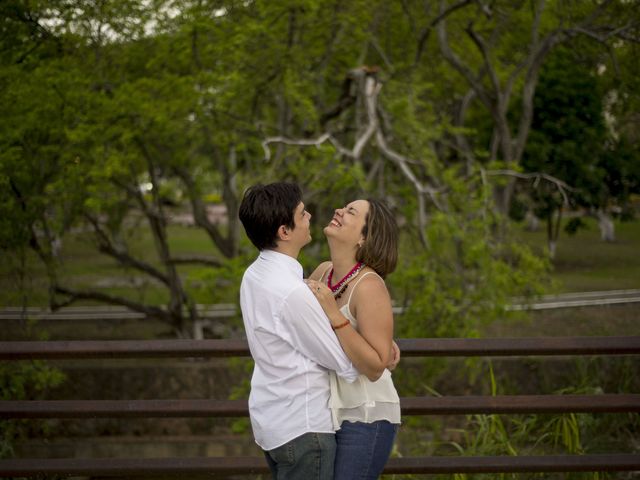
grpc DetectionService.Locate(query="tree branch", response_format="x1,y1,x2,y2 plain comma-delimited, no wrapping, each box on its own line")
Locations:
566,23,638,43
504,0,546,102
131,138,190,320
436,0,493,109
173,166,234,258
262,71,445,245
319,75,359,127
484,169,576,205
263,126,364,160
353,76,380,158
169,255,224,267
512,31,561,163
415,0,473,65
84,213,170,286
465,23,501,102
369,37,394,73
53,286,173,323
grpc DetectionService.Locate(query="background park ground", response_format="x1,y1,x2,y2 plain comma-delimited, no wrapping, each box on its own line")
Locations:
3,213,640,339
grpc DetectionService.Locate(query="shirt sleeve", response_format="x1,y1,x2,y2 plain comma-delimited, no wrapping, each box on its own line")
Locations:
278,284,360,382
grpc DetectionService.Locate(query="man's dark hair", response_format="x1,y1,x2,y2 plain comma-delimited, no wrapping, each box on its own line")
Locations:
239,182,302,250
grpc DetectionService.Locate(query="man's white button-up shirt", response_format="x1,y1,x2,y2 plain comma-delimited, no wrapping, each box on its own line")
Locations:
239,249,359,451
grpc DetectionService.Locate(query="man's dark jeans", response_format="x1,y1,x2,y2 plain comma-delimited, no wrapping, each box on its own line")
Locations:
264,431,336,480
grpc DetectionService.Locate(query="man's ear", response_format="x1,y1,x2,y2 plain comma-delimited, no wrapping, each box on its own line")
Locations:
277,224,290,242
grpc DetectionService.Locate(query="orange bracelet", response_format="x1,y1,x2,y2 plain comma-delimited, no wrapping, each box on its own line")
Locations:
331,319,350,331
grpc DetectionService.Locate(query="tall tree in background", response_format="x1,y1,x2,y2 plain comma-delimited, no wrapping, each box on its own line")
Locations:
522,40,640,255
522,47,607,256
411,0,637,215
598,32,640,227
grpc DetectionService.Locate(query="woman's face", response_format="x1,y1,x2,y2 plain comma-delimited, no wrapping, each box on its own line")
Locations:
324,199,370,247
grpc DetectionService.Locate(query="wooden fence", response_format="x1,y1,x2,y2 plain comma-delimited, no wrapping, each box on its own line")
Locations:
1,336,639,477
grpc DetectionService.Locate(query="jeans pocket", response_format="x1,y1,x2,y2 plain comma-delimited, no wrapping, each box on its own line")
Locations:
268,441,295,466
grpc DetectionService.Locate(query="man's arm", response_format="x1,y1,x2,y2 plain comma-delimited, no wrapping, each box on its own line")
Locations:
279,284,360,382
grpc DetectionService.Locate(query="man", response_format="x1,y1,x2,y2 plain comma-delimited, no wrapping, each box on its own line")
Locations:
238,182,360,479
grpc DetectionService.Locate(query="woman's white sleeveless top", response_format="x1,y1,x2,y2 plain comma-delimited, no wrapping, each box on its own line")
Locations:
325,269,401,429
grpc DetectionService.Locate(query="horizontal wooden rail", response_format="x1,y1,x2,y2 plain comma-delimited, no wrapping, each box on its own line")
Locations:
398,336,640,356
0,304,238,321
2,336,639,360
3,336,638,476
0,339,249,359
2,394,639,418
1,454,639,475
400,394,640,415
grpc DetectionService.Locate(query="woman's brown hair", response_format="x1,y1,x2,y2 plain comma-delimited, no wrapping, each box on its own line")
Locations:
355,199,398,278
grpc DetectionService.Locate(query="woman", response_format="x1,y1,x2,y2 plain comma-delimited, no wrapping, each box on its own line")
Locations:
306,198,400,480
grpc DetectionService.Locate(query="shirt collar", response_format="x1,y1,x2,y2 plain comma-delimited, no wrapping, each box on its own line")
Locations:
259,249,304,278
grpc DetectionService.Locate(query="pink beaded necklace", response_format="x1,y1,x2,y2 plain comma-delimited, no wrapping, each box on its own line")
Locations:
327,262,366,299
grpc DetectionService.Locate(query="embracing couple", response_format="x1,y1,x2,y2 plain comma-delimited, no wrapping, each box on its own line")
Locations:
238,182,401,480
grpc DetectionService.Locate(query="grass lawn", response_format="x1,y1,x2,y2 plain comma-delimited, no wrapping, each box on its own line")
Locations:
516,217,640,292
0,224,221,306
2,216,639,309
480,217,640,338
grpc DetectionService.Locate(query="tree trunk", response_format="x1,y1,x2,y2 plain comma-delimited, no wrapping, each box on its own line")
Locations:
546,211,555,259
525,210,540,231
596,209,616,242
548,239,556,259
494,180,517,217
546,208,562,259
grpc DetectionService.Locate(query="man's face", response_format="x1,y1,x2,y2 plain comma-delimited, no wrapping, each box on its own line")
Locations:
289,201,312,249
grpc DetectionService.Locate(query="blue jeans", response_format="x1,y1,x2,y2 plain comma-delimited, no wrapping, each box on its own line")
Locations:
334,420,398,480
264,432,336,480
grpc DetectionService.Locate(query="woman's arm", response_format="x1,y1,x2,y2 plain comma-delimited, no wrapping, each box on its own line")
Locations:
307,276,393,382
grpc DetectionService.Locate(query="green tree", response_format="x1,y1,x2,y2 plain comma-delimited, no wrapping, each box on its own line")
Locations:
522,42,640,254
403,0,637,215
597,36,640,223
522,47,607,255
0,0,379,334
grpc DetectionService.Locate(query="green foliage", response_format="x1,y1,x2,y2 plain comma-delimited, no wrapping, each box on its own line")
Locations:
598,138,640,216
398,358,638,480
0,362,65,402
521,41,640,235
388,168,551,400
523,46,607,214
0,361,65,458
392,170,550,341
2,0,637,325
187,252,253,306
228,358,254,435
564,217,587,236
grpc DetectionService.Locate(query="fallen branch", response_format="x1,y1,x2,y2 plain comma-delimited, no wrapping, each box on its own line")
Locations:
263,133,341,160
262,69,447,247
